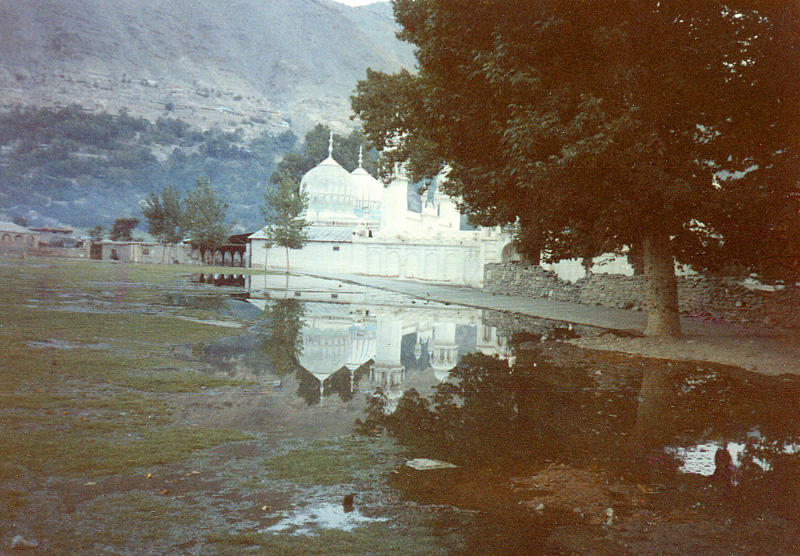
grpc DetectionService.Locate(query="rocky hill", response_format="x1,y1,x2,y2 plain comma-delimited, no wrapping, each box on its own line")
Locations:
0,0,413,229
0,0,411,136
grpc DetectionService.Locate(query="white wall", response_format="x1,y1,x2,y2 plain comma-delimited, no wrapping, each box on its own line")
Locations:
249,236,508,287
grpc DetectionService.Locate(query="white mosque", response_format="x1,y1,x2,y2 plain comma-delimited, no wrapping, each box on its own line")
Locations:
248,133,515,286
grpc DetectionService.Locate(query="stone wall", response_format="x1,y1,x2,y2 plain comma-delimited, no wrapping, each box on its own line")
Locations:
485,262,800,330
0,245,91,259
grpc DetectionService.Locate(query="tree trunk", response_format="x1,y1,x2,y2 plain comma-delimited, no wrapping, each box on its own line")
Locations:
285,247,290,275
643,233,681,337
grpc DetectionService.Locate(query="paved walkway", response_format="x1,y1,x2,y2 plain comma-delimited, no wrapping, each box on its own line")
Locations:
303,271,800,376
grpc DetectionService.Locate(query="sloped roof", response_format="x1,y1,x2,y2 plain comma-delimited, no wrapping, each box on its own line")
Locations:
249,225,354,242
0,221,35,234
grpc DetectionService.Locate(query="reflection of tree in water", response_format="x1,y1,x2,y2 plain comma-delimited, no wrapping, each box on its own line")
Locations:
361,342,800,517
295,367,321,405
636,364,800,517
259,298,305,377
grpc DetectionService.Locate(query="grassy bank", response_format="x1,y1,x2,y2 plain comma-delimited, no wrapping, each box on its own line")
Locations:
0,257,254,541
0,256,455,554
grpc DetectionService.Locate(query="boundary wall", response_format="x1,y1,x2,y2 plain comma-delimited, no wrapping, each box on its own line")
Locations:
484,262,799,330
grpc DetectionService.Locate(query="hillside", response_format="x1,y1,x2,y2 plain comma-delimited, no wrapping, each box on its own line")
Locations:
0,0,412,135
0,0,413,229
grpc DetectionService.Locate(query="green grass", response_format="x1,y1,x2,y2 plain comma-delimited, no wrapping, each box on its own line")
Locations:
0,255,269,285
207,523,454,555
46,491,202,553
263,438,398,486
0,256,255,483
1,421,250,479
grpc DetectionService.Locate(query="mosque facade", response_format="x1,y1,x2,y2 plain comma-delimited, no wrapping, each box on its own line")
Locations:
248,134,515,286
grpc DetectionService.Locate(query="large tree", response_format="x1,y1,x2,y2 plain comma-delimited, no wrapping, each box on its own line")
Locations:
262,171,309,273
141,185,184,262
184,177,232,264
352,0,800,337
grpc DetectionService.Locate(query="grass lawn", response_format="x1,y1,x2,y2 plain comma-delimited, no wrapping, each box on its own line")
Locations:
0,257,254,535
0,256,453,554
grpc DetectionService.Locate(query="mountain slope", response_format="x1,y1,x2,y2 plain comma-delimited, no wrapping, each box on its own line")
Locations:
0,0,413,228
0,0,412,134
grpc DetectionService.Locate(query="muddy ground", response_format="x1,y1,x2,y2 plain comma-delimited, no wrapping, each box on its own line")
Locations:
2,257,799,554
388,341,800,555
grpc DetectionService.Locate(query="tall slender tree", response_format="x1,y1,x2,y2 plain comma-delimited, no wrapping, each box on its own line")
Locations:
262,171,309,273
141,185,184,262
184,177,232,264
353,0,800,337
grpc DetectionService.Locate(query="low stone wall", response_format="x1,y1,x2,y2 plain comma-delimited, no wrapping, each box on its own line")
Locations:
0,245,91,259
485,262,800,330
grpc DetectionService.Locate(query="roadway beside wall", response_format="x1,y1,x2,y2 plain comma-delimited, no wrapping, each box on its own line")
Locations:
484,262,800,330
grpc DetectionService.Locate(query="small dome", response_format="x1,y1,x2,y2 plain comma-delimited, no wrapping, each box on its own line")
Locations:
351,166,383,208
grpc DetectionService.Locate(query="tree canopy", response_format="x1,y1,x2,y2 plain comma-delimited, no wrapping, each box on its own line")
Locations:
184,177,232,262
109,218,139,241
262,171,309,272
141,185,184,246
353,0,800,336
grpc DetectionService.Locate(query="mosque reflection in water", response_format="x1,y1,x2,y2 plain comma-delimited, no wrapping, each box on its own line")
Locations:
245,274,513,408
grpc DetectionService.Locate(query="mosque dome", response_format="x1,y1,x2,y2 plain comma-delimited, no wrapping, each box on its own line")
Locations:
302,157,359,207
301,132,360,216
345,325,376,370
350,148,383,210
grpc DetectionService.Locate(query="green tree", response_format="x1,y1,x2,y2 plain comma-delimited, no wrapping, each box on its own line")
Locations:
109,218,139,241
184,177,232,264
352,1,800,337
89,225,104,242
262,171,309,273
141,185,184,262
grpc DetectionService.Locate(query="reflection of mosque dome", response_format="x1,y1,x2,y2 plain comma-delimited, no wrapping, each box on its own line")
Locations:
430,345,458,374
298,328,351,381
346,326,376,370
302,156,359,209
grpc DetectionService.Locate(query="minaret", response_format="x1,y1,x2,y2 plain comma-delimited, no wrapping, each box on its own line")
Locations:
381,162,409,234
